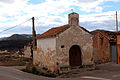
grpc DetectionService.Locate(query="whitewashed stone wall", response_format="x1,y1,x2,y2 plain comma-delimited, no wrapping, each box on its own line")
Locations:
33,37,57,72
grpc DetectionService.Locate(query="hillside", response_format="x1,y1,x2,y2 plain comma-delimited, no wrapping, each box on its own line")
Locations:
0,40,32,51
0,34,34,51
2,34,32,40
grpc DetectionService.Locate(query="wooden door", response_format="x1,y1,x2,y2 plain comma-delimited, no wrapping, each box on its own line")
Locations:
69,45,82,66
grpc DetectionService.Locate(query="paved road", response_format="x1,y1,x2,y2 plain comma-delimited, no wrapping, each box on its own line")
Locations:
0,66,50,80
1,63,120,80
59,63,120,80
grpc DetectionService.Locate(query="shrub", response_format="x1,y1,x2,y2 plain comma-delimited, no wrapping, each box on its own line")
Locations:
22,67,56,77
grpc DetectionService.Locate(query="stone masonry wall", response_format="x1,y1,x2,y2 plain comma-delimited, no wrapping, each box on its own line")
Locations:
56,25,94,68
24,45,31,58
33,37,57,72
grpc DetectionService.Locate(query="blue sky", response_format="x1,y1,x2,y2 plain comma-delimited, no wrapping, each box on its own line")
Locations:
0,0,120,37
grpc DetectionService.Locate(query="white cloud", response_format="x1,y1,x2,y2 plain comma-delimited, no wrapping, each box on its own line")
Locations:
79,11,116,22
0,0,119,36
0,0,14,4
75,0,119,12
0,0,72,28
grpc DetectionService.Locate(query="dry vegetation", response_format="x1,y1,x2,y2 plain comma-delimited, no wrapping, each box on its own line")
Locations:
0,51,31,66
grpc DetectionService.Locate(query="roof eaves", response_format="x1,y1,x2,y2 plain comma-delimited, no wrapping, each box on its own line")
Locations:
37,35,56,39
79,26,91,34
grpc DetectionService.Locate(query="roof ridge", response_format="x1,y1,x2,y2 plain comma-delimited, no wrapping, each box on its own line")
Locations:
53,24,69,28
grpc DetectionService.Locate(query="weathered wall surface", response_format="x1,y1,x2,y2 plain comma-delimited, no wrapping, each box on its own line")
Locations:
33,37,57,72
56,25,94,68
93,31,111,63
117,35,120,64
33,50,37,65
24,45,31,58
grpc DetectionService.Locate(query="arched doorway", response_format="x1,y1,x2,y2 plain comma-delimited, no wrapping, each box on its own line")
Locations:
69,45,82,67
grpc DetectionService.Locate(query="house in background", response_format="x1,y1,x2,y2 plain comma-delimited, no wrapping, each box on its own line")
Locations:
33,12,94,73
92,30,117,63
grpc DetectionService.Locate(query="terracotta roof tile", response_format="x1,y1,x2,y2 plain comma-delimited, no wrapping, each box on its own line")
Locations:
37,24,70,39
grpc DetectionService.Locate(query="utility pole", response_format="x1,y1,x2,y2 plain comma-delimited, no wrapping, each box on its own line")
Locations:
32,17,37,47
31,17,37,58
116,11,118,32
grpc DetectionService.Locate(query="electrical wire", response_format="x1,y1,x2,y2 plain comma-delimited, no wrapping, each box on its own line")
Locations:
0,18,32,34
0,12,120,34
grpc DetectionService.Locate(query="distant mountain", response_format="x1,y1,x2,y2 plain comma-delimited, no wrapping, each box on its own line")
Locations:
3,34,33,40
0,34,39,51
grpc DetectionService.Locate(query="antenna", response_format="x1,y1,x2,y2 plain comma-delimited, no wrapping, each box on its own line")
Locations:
71,9,74,12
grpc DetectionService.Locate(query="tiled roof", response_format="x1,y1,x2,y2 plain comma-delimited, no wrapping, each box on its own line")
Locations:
37,24,70,39
37,24,91,39
91,30,117,42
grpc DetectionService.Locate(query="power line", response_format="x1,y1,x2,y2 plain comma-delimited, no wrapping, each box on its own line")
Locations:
0,18,32,34
0,12,120,35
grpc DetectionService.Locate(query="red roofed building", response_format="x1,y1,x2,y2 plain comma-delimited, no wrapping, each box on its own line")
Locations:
33,12,94,73
92,30,118,64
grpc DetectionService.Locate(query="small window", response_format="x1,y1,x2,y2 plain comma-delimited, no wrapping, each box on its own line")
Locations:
61,45,64,48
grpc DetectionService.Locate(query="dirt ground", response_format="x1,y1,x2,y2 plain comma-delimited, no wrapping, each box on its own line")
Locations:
0,52,31,66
